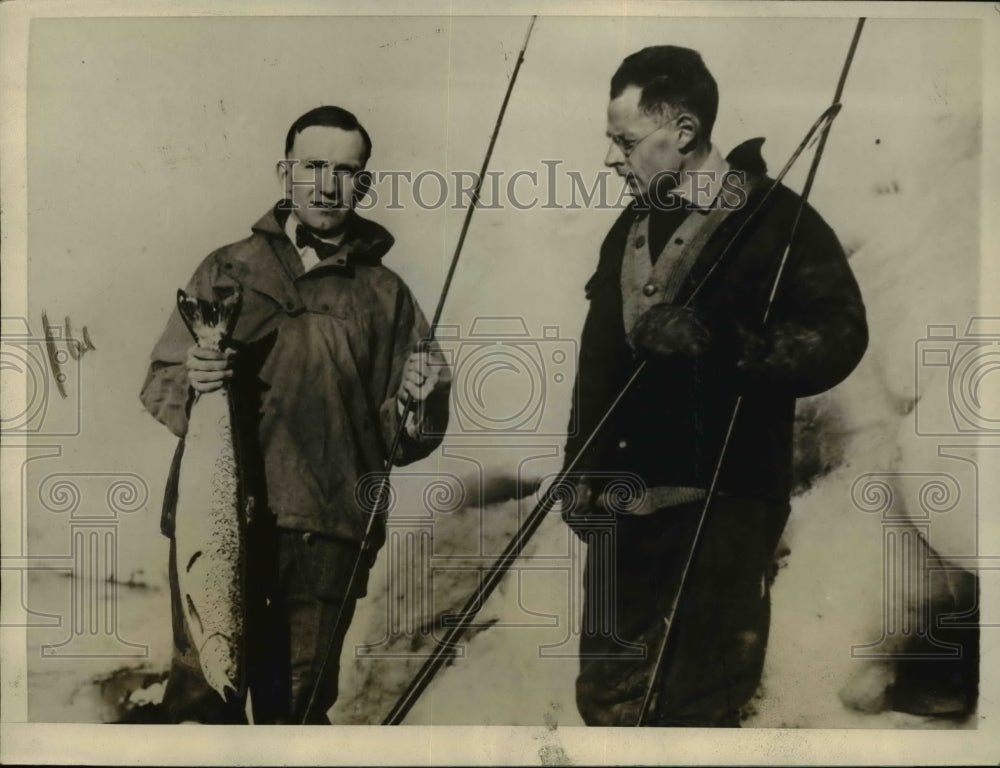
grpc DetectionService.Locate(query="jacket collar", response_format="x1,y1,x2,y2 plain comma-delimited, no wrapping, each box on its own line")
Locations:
251,202,396,265
671,138,771,304
625,137,769,220
672,144,732,209
724,137,768,177
239,202,395,313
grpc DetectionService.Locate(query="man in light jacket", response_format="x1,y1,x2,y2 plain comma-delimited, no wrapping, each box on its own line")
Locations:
141,105,451,724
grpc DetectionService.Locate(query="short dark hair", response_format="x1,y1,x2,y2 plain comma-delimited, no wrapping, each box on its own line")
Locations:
610,46,719,144
284,105,373,163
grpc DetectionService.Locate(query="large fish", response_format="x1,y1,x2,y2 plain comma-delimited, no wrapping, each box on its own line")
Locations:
174,287,246,703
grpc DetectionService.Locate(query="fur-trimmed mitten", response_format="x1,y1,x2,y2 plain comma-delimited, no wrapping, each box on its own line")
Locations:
631,304,712,360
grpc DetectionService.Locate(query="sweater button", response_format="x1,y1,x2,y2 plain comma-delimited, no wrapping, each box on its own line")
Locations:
618,439,627,449
674,237,684,245
634,235,646,248
642,283,657,297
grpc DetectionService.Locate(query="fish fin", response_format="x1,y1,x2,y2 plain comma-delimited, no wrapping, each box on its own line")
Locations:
185,550,202,573
184,593,205,637
199,633,242,703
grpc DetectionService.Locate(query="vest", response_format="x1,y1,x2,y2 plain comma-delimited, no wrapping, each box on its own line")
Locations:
611,196,743,512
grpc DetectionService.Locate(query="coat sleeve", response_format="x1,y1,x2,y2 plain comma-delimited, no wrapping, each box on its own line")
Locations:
377,285,450,466
563,211,635,477
736,204,868,397
138,254,224,437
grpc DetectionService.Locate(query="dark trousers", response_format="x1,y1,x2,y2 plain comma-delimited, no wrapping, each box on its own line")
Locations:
162,524,366,724
576,495,789,727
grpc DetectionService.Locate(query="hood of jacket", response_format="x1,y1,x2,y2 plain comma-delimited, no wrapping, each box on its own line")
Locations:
250,202,396,266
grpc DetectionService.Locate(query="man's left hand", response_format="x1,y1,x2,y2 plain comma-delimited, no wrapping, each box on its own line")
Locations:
398,343,452,405
735,323,824,383
631,304,712,360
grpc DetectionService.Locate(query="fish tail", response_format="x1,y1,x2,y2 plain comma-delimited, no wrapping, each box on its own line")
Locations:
199,632,242,702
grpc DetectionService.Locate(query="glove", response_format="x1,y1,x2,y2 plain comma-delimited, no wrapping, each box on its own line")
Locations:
734,323,822,383
557,477,606,540
631,304,712,360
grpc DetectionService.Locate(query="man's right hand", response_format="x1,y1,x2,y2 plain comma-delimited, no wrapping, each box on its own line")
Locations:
631,304,712,360
559,477,603,540
186,345,235,393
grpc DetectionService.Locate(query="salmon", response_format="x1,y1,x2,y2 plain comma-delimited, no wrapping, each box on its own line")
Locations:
174,288,246,703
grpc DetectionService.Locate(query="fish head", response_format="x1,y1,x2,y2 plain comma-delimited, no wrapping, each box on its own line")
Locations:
177,287,243,351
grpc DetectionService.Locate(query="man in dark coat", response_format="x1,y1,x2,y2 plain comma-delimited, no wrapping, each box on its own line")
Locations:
140,106,450,724
561,46,868,727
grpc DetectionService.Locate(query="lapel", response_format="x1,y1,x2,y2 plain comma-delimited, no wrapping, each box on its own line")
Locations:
672,139,771,306
240,206,306,314
672,177,766,306
646,204,730,304
236,204,395,312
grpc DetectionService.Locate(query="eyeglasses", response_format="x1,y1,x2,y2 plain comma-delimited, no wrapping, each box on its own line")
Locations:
608,115,681,158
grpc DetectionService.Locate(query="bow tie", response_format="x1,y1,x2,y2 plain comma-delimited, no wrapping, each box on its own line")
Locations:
296,225,344,260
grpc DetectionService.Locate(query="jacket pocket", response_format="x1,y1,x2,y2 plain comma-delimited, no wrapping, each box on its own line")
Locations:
282,531,369,602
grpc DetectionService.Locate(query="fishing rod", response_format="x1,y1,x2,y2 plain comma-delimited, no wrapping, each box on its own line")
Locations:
300,14,539,724
636,16,867,726
382,360,646,724
382,49,859,726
